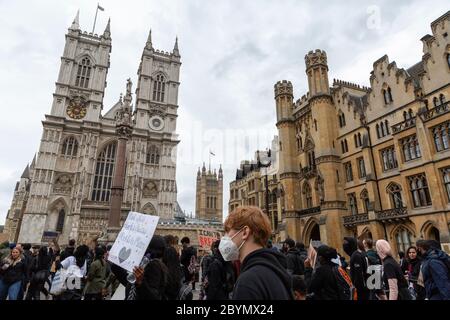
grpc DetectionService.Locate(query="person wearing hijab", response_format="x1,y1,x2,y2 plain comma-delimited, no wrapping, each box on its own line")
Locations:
375,240,411,300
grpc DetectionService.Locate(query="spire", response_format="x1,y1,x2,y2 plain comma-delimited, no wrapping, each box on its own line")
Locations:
173,36,180,56
197,167,201,178
69,10,80,31
21,164,30,179
103,18,111,39
146,29,153,50
218,164,223,179
30,154,37,170
202,162,206,174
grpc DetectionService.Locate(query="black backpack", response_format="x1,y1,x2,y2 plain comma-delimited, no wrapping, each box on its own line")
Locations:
221,262,236,294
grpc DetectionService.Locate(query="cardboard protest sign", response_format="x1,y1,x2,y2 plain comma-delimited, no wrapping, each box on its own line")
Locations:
197,229,222,249
307,240,318,270
108,211,159,273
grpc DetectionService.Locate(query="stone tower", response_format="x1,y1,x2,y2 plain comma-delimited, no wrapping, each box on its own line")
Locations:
134,30,181,218
195,163,223,221
12,12,181,246
17,13,112,244
274,81,302,237
305,49,346,249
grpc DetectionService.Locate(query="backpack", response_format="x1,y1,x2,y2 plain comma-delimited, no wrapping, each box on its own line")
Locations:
221,261,236,294
178,269,193,301
332,265,357,300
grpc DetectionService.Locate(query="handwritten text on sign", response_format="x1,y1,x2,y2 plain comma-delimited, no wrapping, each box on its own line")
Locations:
108,212,159,273
197,229,222,249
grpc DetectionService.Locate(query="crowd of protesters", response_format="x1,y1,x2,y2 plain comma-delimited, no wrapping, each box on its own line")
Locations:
1,206,449,301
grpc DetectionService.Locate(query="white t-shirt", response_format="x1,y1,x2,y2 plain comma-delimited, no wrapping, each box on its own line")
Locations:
60,256,87,276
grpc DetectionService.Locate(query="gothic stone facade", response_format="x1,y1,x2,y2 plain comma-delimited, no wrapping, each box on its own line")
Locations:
273,11,450,255
195,164,223,222
228,11,450,255
5,14,181,245
229,138,282,239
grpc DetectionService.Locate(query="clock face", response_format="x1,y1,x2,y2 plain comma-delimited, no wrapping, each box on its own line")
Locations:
66,98,87,120
149,116,164,131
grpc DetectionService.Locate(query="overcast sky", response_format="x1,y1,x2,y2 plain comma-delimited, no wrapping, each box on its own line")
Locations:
0,0,448,225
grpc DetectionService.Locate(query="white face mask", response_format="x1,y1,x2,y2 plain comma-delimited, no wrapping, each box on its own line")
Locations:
219,227,246,262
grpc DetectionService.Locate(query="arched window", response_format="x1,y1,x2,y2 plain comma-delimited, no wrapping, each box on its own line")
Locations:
146,145,160,165
61,136,78,157
354,134,358,148
388,87,393,103
440,94,446,105
380,122,386,136
314,119,318,131
75,57,92,88
91,142,116,202
387,183,403,209
152,74,166,102
303,182,313,208
341,140,345,153
408,109,414,119
344,139,348,152
383,87,393,104
358,133,362,146
56,209,65,233
385,120,390,134
376,124,380,138
442,167,450,202
308,151,316,168
447,54,450,69
408,174,431,207
348,193,358,215
433,97,439,107
360,190,370,213
394,227,413,254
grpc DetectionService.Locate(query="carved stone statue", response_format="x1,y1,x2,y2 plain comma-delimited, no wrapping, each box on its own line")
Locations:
126,78,132,96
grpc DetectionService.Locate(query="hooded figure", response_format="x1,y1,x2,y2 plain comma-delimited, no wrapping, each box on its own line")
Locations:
305,245,341,300
232,248,294,300
206,240,235,300
135,235,169,300
343,237,369,300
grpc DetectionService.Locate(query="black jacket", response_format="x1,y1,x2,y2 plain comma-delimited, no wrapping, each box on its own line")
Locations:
22,250,33,281
286,248,305,276
343,237,369,300
406,258,425,300
180,246,196,269
0,258,26,284
305,262,340,300
232,248,293,300
206,254,233,300
136,258,168,300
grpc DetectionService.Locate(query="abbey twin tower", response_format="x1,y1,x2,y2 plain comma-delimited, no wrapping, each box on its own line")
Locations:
4,13,182,245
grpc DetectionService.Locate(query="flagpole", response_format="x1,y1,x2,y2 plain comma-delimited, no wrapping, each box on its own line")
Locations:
92,3,99,34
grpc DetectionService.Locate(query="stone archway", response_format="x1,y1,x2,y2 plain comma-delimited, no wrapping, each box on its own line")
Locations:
358,227,373,241
303,218,321,244
421,221,441,245
141,202,157,216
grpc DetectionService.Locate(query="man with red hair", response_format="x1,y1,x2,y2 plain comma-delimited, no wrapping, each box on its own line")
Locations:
220,206,293,300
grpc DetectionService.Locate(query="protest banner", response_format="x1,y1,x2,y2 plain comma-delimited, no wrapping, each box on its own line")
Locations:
197,229,222,249
108,211,159,273
307,240,318,269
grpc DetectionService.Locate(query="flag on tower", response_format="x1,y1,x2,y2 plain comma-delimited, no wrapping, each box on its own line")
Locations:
98,4,105,11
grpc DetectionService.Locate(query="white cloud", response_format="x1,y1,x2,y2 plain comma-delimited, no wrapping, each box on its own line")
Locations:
0,0,448,225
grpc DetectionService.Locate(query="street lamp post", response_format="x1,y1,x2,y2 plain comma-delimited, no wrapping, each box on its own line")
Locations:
257,150,273,232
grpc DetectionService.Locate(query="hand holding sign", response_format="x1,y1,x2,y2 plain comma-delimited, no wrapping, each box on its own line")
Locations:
108,212,159,273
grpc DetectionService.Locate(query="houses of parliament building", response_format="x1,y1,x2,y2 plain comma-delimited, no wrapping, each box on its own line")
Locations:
229,11,450,256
